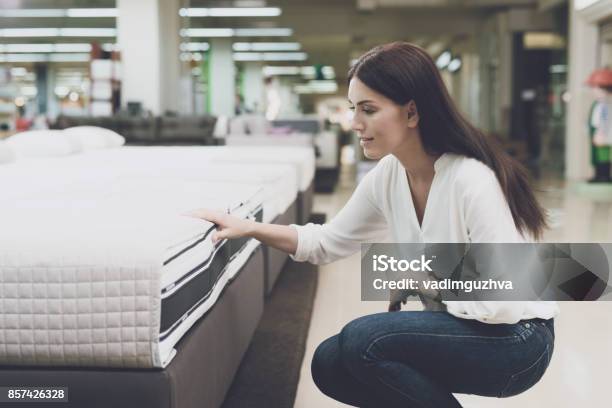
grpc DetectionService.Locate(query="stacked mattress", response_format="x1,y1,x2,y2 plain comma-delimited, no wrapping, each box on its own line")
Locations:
0,144,316,370
0,176,263,368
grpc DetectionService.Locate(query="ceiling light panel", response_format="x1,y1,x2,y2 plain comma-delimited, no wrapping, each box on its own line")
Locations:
233,42,300,51
0,8,117,18
179,7,281,17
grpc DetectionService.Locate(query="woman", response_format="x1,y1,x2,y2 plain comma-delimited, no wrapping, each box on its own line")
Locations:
189,42,558,407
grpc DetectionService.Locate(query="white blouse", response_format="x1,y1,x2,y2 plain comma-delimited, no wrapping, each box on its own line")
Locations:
290,153,559,324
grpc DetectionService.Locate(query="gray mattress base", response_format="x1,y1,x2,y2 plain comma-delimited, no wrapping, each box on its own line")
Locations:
297,180,314,225
263,200,297,295
0,248,265,408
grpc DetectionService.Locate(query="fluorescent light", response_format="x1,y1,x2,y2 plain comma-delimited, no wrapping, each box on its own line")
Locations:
0,9,65,18
262,52,306,61
182,28,234,37
309,80,338,89
0,8,117,17
66,8,117,18
182,28,292,38
234,28,292,36
233,52,307,61
183,42,302,52
2,44,54,53
59,28,116,37
54,43,92,52
179,7,281,17
0,43,92,53
263,66,302,75
210,7,281,17
447,58,462,73
295,80,338,94
233,52,261,61
0,53,90,63
50,53,90,62
1,54,46,63
0,28,116,38
181,42,210,52
262,65,335,78
0,28,60,37
435,51,451,69
233,42,301,51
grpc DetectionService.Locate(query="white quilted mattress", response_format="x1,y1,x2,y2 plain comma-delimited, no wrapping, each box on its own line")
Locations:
82,145,314,192
3,147,300,223
74,147,299,222
0,176,263,368
209,146,316,192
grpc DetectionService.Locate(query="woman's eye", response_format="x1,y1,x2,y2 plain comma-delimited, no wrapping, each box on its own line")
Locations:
362,107,375,115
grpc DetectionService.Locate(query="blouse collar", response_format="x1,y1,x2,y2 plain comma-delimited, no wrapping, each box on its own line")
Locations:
433,152,451,172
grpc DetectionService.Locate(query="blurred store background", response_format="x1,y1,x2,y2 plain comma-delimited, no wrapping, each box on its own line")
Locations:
3,1,612,407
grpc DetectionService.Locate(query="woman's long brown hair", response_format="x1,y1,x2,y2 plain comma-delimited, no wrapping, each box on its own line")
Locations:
348,42,548,240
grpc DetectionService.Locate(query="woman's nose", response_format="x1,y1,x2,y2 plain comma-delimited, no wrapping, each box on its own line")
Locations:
351,117,364,132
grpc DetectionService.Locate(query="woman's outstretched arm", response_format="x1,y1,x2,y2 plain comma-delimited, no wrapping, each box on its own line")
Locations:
185,209,298,255
187,158,389,265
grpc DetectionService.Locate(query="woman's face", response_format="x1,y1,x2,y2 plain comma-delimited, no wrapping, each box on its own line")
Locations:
348,77,417,160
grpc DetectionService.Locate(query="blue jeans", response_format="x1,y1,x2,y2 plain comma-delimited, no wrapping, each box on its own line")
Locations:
311,311,554,407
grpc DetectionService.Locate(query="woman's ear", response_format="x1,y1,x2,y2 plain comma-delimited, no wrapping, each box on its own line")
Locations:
405,100,419,128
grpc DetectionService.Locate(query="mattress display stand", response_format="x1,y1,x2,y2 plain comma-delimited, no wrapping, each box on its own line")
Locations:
296,180,314,225
263,200,297,296
0,248,265,408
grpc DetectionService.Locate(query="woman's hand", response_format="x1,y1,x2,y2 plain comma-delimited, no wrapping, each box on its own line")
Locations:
185,209,255,244
186,208,299,256
388,288,409,312
388,300,405,312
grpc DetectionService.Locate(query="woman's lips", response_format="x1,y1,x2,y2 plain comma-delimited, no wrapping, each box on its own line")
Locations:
359,136,374,146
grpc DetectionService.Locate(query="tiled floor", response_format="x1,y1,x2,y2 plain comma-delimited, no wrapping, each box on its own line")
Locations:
293,164,612,408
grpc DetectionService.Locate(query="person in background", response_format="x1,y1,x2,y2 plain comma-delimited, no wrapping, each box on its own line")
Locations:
587,67,612,183
15,106,31,132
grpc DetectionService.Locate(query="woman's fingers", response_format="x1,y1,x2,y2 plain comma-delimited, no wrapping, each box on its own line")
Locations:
212,228,230,244
388,301,401,312
183,209,246,244
183,208,224,224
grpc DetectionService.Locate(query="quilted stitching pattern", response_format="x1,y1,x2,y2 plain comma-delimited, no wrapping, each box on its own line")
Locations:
0,264,161,368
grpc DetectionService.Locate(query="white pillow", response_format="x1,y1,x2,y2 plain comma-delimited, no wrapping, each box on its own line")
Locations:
5,130,81,158
0,141,16,164
63,126,125,150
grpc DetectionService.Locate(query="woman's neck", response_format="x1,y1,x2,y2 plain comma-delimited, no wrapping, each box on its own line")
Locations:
393,131,439,182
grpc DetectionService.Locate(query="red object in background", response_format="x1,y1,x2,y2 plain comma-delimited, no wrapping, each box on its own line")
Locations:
586,68,612,88
15,117,31,132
